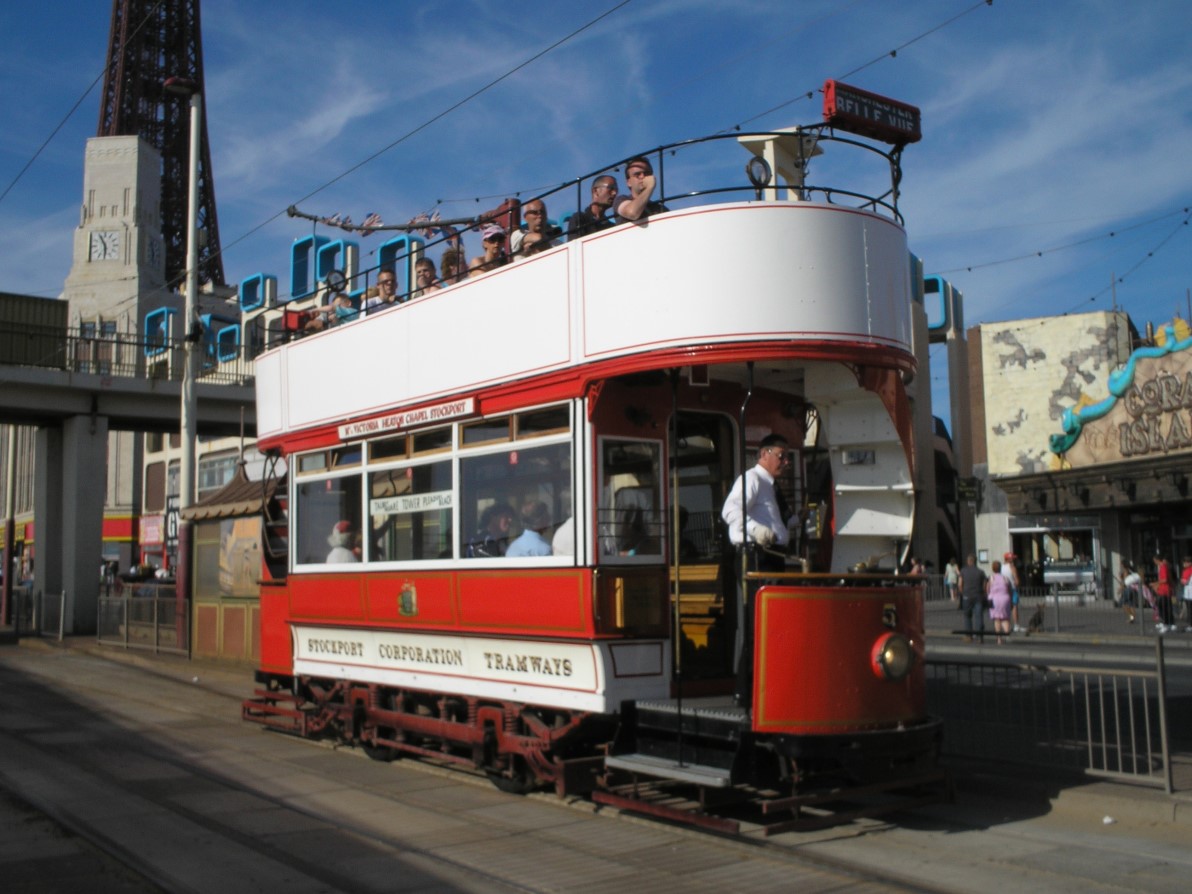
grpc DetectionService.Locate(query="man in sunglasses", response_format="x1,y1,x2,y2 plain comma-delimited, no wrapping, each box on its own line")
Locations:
721,433,793,709
613,156,668,224
567,175,618,240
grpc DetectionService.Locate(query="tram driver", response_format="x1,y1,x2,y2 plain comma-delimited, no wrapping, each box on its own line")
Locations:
721,433,793,709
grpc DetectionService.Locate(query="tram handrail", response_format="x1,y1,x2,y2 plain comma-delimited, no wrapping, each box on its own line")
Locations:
283,125,905,314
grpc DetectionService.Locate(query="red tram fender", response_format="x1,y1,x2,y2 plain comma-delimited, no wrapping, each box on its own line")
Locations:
753,585,926,734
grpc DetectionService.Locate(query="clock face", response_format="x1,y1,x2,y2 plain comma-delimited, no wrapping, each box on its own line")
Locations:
89,230,121,261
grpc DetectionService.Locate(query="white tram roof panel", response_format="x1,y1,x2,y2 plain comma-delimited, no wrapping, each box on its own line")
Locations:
255,200,912,442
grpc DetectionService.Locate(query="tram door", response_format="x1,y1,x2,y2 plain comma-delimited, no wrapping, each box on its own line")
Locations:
672,412,738,683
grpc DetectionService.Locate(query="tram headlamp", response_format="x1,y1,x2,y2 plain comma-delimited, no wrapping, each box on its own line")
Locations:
745,156,772,199
871,632,914,680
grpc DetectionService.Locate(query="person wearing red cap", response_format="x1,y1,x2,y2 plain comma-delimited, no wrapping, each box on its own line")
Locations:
1001,551,1022,633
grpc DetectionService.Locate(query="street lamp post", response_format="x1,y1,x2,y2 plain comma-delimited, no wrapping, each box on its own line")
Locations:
164,76,201,628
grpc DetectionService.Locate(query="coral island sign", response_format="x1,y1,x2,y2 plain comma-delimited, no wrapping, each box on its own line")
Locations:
1051,322,1192,465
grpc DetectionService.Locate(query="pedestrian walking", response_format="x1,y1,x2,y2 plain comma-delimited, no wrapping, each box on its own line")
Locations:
958,554,988,642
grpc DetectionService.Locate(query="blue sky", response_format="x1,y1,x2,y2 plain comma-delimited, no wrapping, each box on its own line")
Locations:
1,0,1190,430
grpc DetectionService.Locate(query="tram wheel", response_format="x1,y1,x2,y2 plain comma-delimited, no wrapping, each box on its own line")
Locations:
486,761,537,794
360,728,400,762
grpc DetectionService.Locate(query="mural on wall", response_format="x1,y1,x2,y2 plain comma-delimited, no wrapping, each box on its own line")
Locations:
1050,318,1192,467
982,312,1130,477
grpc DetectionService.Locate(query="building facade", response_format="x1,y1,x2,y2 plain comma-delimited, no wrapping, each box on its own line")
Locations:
969,310,1192,593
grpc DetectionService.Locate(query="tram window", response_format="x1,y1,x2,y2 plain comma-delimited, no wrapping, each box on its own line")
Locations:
294,475,363,565
675,413,735,562
598,438,662,560
368,460,453,562
331,445,361,467
411,426,452,455
516,406,570,439
462,416,512,445
297,452,328,475
370,435,407,462
460,441,571,560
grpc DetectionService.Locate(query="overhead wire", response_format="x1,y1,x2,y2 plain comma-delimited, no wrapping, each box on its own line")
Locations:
720,0,995,133
216,0,636,260
432,0,989,210
21,1,637,318
0,0,165,207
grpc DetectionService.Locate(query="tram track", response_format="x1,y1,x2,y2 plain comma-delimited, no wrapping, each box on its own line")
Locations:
1,647,934,893
4,645,1187,893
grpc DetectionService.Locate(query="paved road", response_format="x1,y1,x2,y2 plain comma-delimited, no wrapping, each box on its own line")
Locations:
1,640,1190,893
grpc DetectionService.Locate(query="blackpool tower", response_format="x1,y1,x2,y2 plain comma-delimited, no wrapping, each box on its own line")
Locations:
96,0,225,289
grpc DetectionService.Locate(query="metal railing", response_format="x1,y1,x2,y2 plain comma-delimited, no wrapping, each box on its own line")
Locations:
923,575,1191,638
1,322,255,386
927,640,1173,792
97,590,189,656
9,586,65,640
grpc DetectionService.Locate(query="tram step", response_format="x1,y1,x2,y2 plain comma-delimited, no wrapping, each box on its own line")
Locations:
606,753,733,788
631,701,747,742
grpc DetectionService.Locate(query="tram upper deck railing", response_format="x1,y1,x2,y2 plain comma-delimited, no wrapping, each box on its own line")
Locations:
278,125,909,313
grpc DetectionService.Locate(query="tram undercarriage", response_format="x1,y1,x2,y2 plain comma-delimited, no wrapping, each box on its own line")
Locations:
243,674,947,832
242,674,615,796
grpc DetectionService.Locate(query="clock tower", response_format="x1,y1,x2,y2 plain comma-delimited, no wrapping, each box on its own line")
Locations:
63,135,177,327
61,135,180,574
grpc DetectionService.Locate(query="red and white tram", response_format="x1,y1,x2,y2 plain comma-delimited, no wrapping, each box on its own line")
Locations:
244,97,942,823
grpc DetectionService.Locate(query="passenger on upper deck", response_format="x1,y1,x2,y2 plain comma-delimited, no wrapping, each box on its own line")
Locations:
517,232,549,257
511,199,556,256
567,175,618,240
304,292,357,331
439,246,468,285
613,157,667,224
506,501,553,558
469,224,508,275
362,269,399,314
412,258,441,298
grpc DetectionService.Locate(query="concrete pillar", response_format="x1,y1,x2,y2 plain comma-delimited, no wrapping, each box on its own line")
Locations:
33,426,63,613
34,416,108,634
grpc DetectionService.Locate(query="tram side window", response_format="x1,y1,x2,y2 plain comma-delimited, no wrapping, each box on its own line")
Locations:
598,438,662,560
460,441,571,560
295,475,363,564
368,460,453,561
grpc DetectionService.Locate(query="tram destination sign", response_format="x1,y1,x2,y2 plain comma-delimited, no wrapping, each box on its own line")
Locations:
822,80,921,145
338,397,475,441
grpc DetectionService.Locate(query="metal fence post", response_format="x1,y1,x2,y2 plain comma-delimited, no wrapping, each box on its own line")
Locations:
1154,636,1173,795
57,591,65,641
